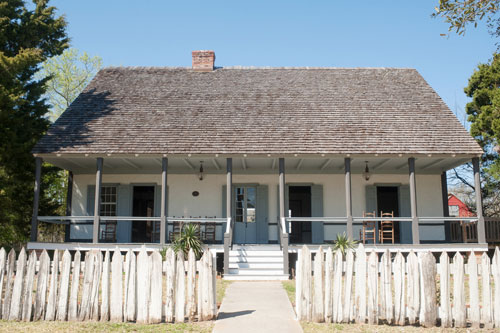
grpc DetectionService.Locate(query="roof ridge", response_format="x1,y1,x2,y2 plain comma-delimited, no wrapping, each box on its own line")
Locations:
101,66,416,70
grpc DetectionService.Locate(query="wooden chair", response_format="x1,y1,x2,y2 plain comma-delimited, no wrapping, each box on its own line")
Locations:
101,222,117,242
360,211,377,244
379,211,395,244
203,222,216,243
169,220,183,242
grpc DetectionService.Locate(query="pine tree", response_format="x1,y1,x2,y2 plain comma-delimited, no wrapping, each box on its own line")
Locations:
0,0,68,246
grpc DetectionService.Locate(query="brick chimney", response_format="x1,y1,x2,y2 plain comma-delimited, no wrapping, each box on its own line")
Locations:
192,50,215,72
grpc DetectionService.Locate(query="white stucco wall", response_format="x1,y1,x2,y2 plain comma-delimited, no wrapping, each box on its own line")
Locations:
70,172,445,242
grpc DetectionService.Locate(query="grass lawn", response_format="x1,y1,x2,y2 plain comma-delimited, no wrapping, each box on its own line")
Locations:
281,280,497,332
301,322,498,332
216,277,231,306
0,279,230,332
0,321,213,333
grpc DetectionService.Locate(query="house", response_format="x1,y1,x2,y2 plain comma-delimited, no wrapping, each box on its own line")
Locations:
448,193,474,217
29,50,494,279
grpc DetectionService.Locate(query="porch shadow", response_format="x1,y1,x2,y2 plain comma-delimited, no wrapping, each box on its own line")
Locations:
216,310,255,319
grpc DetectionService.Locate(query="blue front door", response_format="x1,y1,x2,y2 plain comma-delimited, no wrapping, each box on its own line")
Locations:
234,186,257,244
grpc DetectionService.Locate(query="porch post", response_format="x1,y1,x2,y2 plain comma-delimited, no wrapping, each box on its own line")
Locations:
408,157,420,244
472,157,486,243
440,172,451,242
92,157,103,244
223,158,232,275
344,157,353,239
64,171,73,242
30,157,42,242
279,158,289,275
160,157,168,245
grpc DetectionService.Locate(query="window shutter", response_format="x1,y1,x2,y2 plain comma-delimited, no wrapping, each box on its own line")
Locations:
87,185,96,216
399,185,412,244
256,185,269,244
222,185,227,234
115,185,131,243
311,184,324,244
365,185,377,215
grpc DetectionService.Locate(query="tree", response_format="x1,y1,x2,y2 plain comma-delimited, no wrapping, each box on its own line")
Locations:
39,48,102,121
0,0,68,247
433,0,500,36
448,54,500,217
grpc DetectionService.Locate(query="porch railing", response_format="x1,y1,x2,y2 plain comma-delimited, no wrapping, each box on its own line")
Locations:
450,217,500,243
36,216,226,243
283,216,492,244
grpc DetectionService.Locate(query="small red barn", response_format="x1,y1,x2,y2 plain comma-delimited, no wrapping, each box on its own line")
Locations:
448,193,474,217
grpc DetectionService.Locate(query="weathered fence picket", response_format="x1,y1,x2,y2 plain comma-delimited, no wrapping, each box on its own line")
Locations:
493,248,500,328
332,249,343,323
419,252,436,327
353,244,366,324
453,252,466,327
22,251,36,321
187,249,196,321
149,251,162,324
468,252,480,328
45,249,59,321
125,250,136,322
312,246,324,322
165,248,176,323
481,252,493,328
0,247,216,323
9,248,26,320
296,245,500,329
110,249,123,322
100,251,110,322
393,251,405,326
56,250,71,321
343,249,354,323
34,250,49,320
439,252,451,328
68,250,80,321
323,247,333,323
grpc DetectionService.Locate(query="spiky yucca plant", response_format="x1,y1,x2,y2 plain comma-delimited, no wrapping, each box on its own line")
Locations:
332,232,358,256
172,224,204,259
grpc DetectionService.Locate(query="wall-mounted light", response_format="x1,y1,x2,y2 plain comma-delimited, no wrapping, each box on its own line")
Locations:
198,161,204,181
363,161,371,181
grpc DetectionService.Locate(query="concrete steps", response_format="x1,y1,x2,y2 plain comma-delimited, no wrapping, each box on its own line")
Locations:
223,245,289,281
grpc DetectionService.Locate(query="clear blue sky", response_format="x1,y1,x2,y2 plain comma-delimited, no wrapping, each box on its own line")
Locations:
52,0,496,122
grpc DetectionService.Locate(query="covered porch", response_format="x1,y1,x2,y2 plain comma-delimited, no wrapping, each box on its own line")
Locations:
28,154,496,273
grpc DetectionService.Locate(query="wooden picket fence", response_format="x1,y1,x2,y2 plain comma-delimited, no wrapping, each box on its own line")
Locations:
296,244,500,328
0,247,216,323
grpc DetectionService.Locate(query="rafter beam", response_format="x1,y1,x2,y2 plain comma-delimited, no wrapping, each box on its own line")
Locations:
296,159,303,170
183,159,195,170
420,158,444,170
153,158,162,167
320,158,332,170
396,161,408,170
212,158,221,170
372,158,390,170
122,158,140,170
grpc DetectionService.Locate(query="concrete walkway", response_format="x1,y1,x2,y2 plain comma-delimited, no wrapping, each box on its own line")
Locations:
213,281,302,333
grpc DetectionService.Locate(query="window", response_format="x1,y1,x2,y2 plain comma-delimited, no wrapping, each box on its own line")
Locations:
235,187,256,223
449,205,459,217
100,186,117,217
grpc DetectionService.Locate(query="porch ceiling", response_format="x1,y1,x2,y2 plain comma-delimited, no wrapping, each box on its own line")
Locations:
40,155,471,175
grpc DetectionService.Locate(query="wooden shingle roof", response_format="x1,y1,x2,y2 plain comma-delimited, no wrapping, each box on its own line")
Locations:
33,67,483,156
